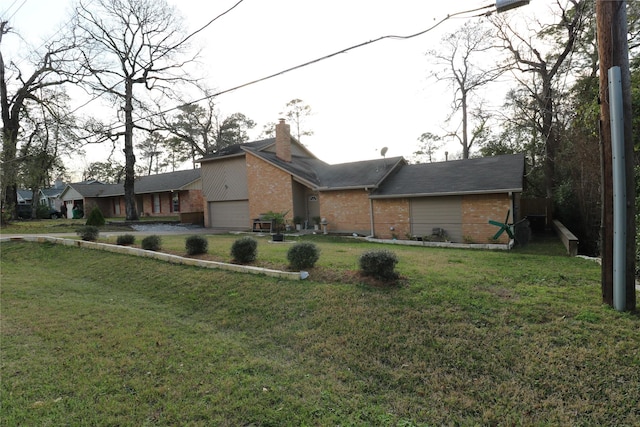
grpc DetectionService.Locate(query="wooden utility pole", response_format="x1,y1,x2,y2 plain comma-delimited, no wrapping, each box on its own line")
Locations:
596,0,636,311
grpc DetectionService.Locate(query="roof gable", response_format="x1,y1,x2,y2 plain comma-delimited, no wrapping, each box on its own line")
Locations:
318,157,405,190
197,134,317,164
246,149,405,190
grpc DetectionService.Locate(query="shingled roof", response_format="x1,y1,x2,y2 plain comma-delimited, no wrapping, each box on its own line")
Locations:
246,148,405,190
102,168,200,196
196,128,523,196
63,182,119,198
64,169,201,198
198,139,276,160
371,154,524,198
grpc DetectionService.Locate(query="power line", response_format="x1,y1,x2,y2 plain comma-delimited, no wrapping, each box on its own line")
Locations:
97,2,496,134
0,0,21,16
178,0,244,49
1,0,27,22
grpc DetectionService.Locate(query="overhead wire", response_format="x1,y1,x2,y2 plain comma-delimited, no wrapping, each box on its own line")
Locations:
4,1,496,140
96,2,496,134
0,0,21,16
1,0,27,22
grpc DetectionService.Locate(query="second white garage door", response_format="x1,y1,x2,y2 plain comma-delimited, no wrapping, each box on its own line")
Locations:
410,196,462,242
208,200,250,229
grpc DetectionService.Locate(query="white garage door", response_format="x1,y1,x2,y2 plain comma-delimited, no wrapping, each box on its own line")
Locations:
410,196,462,242
208,200,250,229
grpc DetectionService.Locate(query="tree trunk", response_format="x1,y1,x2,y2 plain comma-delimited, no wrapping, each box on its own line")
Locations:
540,79,556,200
1,35,19,220
124,80,138,220
30,186,40,218
1,127,19,220
461,90,469,159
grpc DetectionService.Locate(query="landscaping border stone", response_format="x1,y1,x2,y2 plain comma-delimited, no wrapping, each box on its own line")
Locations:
1,236,306,280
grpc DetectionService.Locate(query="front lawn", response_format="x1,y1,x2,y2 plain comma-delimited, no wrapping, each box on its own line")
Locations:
1,235,638,425
0,218,133,235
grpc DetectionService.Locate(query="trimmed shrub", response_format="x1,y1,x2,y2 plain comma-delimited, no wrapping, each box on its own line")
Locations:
76,225,100,241
231,236,257,264
116,234,136,246
185,235,208,255
141,235,162,251
36,204,52,219
359,249,399,281
85,207,105,226
287,242,320,270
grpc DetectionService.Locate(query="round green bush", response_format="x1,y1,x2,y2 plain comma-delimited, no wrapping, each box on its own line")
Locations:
141,235,162,251
76,225,100,241
359,249,399,281
287,242,320,270
116,234,136,245
231,236,257,264
185,235,208,255
85,206,105,226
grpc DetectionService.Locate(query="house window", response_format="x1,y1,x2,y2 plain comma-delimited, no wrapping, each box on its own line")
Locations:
114,198,121,215
171,192,180,212
153,194,161,213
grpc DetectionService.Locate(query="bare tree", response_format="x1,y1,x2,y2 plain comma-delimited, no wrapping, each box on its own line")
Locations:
490,0,588,198
75,0,196,220
1,20,83,220
427,21,504,159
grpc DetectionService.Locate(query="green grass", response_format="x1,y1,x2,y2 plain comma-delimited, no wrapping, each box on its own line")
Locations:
0,218,132,234
2,235,639,425
0,216,178,235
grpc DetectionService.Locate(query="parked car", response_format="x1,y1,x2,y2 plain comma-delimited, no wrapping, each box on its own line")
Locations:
16,204,62,219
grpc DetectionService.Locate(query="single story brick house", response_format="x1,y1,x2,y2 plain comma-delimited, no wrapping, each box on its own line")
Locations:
59,169,203,222
197,119,524,243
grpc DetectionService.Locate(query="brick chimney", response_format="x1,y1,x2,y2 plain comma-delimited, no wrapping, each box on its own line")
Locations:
275,118,292,162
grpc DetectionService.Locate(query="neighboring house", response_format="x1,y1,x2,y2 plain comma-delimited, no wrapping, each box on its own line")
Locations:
15,186,63,219
197,119,525,243
41,178,66,211
16,189,33,205
59,169,203,222
18,179,65,209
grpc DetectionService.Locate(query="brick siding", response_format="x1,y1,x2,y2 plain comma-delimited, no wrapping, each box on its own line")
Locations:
246,153,294,222
179,190,204,213
319,190,371,234
372,198,411,239
461,193,513,243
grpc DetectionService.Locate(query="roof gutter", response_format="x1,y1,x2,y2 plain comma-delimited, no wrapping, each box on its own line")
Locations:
196,151,246,163
317,184,379,192
369,188,523,199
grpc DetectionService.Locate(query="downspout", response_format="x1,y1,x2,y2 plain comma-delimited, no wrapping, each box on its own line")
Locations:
509,191,515,221
367,188,375,237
